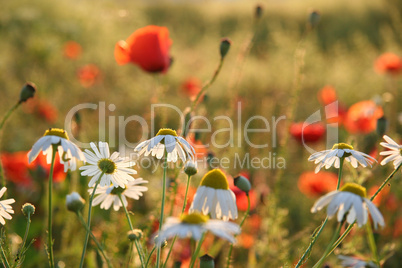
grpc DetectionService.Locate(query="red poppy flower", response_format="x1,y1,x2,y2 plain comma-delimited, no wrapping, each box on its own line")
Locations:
24,98,58,123
187,136,208,159
290,122,325,143
1,152,31,186
343,100,383,134
114,25,172,73
63,41,82,60
374,53,402,75
318,85,337,106
298,171,338,198
181,77,202,101
77,64,100,88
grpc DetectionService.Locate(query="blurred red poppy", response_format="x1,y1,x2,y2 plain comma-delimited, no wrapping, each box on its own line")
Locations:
298,171,338,198
181,77,202,101
1,151,66,185
63,41,82,60
374,53,402,75
317,86,347,124
77,64,100,88
290,122,325,143
114,25,172,73
1,152,31,186
24,98,58,123
343,100,383,134
318,85,337,106
187,136,208,158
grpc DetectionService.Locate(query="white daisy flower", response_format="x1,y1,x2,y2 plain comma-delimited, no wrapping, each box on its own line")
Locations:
189,169,238,221
134,128,195,163
308,143,376,173
380,135,402,169
155,212,240,246
338,255,377,268
88,178,148,211
28,128,86,172
311,183,385,229
0,187,15,225
79,142,136,188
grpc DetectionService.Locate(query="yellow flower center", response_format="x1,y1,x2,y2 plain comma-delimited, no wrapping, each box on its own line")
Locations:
180,212,208,224
43,128,69,140
332,143,354,150
340,182,367,198
156,128,178,137
200,169,229,190
98,159,116,174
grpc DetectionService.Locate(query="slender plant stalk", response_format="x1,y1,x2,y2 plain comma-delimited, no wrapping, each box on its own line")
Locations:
76,212,112,268
118,194,145,268
226,194,251,268
366,221,380,267
156,151,168,268
0,243,9,268
0,102,21,189
17,213,32,262
295,158,345,267
163,175,192,268
145,246,156,268
47,146,57,268
189,234,206,268
324,163,402,258
79,172,103,268
312,222,343,268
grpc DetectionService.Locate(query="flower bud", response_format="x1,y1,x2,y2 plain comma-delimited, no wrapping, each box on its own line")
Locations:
127,229,143,241
184,161,198,176
308,10,320,29
200,254,215,268
22,203,35,217
19,82,36,103
220,38,231,59
255,5,263,19
233,175,251,193
66,192,85,212
376,116,388,137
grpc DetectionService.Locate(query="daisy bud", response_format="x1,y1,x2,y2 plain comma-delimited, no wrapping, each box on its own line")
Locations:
184,161,198,176
22,203,35,217
376,116,388,137
255,5,263,19
308,10,320,28
19,82,36,103
127,229,143,241
234,175,251,194
66,192,86,212
220,38,231,59
200,254,215,268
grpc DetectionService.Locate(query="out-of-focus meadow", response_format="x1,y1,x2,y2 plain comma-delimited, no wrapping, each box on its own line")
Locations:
0,0,402,267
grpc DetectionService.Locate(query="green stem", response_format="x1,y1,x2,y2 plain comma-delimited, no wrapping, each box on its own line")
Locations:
189,57,224,114
0,102,21,189
17,213,32,261
156,151,168,268
189,234,206,268
226,194,251,268
325,163,402,258
295,159,345,267
312,222,343,268
366,221,380,266
76,211,112,268
118,194,145,268
47,146,57,268
0,243,9,268
79,172,103,268
145,246,156,268
163,175,192,268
